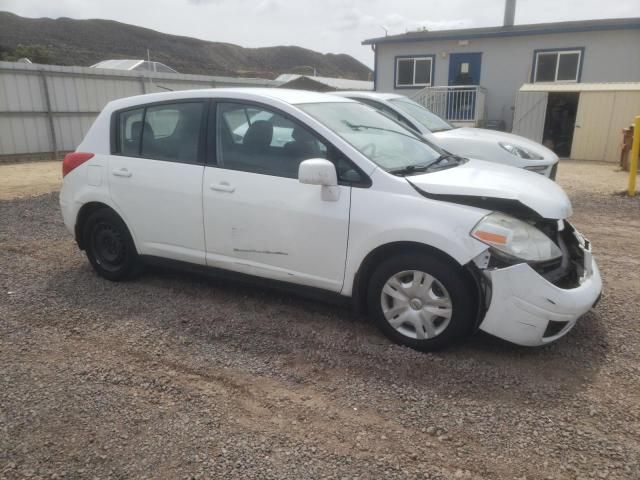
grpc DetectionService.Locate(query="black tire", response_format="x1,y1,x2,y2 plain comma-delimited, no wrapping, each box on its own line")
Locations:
367,253,475,351
82,208,141,281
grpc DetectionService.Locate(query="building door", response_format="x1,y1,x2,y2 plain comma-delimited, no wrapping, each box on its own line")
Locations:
447,53,482,121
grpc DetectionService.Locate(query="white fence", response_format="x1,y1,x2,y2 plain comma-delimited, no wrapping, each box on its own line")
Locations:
0,61,281,160
412,85,487,126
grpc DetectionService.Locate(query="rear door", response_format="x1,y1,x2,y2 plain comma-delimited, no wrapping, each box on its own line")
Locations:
202,101,355,292
108,100,207,265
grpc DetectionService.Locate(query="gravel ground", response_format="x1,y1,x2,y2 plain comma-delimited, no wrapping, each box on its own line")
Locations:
1,160,639,479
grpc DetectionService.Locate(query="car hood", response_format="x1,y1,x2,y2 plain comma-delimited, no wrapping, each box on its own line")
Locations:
435,128,557,160
407,159,572,220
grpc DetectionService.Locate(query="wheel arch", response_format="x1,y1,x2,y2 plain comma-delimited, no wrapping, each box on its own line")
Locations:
75,202,130,250
351,241,481,318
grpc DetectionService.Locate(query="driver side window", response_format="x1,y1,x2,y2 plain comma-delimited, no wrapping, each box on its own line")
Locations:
216,102,327,179
214,102,364,184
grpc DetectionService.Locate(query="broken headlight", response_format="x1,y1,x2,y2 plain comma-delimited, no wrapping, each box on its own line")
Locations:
470,212,562,262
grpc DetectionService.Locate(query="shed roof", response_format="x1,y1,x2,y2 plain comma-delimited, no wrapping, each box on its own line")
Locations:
519,82,640,92
363,17,640,45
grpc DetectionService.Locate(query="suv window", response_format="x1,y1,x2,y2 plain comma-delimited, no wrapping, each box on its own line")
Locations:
141,102,204,163
215,102,330,179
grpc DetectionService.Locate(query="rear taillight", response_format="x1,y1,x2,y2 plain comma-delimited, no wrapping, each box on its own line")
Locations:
62,152,94,177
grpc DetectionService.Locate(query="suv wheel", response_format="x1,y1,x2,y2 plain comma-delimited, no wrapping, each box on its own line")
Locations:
367,253,475,351
83,209,140,281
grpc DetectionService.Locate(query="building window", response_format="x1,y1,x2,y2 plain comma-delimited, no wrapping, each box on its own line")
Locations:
395,56,434,88
533,49,582,83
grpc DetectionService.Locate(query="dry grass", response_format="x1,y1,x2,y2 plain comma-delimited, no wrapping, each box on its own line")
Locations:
0,161,61,200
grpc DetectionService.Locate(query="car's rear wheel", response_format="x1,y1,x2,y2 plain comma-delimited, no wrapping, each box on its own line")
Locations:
83,208,140,281
367,253,475,351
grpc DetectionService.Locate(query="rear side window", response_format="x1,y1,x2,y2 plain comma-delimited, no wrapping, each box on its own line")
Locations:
114,101,204,164
118,108,144,156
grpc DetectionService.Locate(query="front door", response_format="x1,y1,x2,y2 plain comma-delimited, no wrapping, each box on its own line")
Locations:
202,101,352,292
447,53,482,121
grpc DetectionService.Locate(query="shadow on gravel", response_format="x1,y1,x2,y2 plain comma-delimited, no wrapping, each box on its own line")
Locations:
44,259,609,403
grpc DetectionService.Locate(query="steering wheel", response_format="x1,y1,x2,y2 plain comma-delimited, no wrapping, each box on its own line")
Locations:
360,142,377,158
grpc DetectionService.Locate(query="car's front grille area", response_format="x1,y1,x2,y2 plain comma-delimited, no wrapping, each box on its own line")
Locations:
536,223,585,289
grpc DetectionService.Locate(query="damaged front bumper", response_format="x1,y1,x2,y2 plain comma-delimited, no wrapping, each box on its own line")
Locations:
476,225,602,347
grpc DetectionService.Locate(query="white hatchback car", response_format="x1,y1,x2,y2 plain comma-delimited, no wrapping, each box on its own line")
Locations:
333,91,559,178
60,88,601,350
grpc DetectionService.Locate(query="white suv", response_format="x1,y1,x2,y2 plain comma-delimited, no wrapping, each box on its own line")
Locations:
60,88,601,350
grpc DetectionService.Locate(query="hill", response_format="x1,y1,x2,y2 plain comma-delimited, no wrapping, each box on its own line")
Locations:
0,11,371,80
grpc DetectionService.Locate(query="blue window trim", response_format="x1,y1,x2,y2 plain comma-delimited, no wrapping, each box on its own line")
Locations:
531,47,585,83
394,55,436,90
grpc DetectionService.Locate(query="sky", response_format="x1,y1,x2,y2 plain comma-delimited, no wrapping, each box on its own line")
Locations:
1,0,638,68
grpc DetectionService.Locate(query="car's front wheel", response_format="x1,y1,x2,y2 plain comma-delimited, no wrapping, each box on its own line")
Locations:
83,208,140,281
367,253,475,351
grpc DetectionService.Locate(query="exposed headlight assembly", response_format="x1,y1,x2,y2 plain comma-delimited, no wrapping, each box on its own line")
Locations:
471,212,562,262
498,142,544,160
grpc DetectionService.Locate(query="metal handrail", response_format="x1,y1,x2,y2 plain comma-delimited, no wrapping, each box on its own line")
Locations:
411,85,488,125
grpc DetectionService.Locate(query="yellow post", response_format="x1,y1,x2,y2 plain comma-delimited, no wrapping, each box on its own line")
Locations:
629,116,640,197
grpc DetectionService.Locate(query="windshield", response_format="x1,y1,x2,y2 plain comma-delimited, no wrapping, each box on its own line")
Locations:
389,98,454,133
299,102,450,173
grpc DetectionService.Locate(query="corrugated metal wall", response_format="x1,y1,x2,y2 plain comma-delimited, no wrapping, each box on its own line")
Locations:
571,91,640,161
570,92,616,161
511,91,548,143
0,61,280,160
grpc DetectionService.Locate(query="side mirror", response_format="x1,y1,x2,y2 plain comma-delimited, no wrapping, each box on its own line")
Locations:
298,159,338,187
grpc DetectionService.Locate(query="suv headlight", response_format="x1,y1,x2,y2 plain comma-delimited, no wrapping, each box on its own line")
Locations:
498,142,544,160
471,212,562,262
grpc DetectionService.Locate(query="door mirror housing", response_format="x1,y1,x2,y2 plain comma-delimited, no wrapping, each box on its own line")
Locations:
298,159,338,187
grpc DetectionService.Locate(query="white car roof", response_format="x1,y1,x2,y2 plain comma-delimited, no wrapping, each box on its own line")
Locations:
332,91,405,101
105,88,355,112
